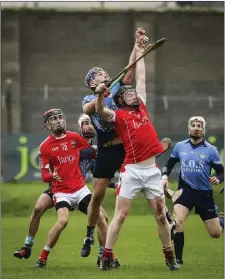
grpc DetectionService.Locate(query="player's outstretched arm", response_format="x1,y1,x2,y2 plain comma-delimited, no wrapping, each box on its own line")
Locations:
95,83,114,122
122,46,136,85
123,27,148,85
135,42,146,104
122,29,138,85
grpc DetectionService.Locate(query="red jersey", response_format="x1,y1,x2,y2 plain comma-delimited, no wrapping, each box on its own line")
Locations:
114,102,163,166
39,131,90,194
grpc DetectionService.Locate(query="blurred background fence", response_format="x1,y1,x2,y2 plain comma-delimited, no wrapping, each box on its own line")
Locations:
1,3,224,181
2,86,224,134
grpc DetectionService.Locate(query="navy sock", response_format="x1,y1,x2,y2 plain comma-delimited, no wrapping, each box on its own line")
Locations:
166,209,173,223
86,225,95,238
98,245,104,258
108,182,116,189
174,232,184,261
219,216,224,229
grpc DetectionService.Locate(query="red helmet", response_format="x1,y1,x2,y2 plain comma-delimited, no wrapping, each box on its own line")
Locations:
43,109,66,134
43,109,64,123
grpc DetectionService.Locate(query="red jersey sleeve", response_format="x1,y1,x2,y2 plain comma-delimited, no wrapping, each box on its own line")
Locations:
73,133,90,151
39,144,53,183
114,110,123,122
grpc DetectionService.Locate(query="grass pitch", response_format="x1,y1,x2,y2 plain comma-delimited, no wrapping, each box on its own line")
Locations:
2,182,224,279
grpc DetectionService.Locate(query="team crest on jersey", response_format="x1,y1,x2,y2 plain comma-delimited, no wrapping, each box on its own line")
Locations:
71,140,76,148
200,153,205,159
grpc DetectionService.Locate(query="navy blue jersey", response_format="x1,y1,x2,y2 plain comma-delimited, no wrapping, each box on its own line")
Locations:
82,81,121,146
171,139,222,191
79,145,96,179
79,158,95,179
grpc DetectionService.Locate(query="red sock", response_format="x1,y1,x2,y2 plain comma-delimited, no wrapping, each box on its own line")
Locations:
163,246,173,259
102,248,113,260
39,249,50,261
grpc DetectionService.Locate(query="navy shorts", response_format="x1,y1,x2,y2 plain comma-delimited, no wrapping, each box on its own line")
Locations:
174,185,218,221
93,144,125,179
43,188,53,199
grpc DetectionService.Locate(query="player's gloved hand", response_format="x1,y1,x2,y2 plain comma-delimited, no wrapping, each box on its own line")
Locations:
135,27,148,50
92,145,97,151
53,168,62,182
209,176,220,185
95,82,110,97
161,175,169,189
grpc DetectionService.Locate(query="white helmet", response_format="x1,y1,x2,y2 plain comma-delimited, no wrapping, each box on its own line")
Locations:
188,116,206,134
78,113,91,127
78,113,95,138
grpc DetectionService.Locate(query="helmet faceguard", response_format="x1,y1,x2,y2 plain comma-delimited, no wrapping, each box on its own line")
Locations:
113,85,141,109
78,113,95,139
43,109,66,134
188,116,206,139
85,67,111,90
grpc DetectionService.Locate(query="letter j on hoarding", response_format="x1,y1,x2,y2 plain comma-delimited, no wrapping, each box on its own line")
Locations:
14,136,28,180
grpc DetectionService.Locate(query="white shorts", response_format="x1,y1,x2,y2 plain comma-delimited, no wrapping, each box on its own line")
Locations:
117,164,164,200
53,185,91,210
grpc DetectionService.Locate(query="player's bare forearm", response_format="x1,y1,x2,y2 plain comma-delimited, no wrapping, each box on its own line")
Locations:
95,91,114,122
122,46,136,85
135,46,146,104
123,27,147,85
83,100,96,115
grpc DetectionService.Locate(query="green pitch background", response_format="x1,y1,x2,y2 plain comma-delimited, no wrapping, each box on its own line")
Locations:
2,182,224,279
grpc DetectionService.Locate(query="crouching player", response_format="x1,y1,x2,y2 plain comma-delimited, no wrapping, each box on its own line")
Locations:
162,116,224,265
13,110,119,268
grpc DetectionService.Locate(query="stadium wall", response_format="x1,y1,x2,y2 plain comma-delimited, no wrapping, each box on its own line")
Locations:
1,9,224,136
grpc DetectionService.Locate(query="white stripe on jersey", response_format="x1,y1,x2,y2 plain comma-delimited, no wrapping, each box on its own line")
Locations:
39,136,50,148
123,118,137,163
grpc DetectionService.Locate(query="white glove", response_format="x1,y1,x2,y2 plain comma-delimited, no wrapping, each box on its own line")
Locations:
161,175,169,189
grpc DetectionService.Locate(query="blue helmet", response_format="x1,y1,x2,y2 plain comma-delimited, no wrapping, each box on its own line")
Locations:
85,67,111,89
